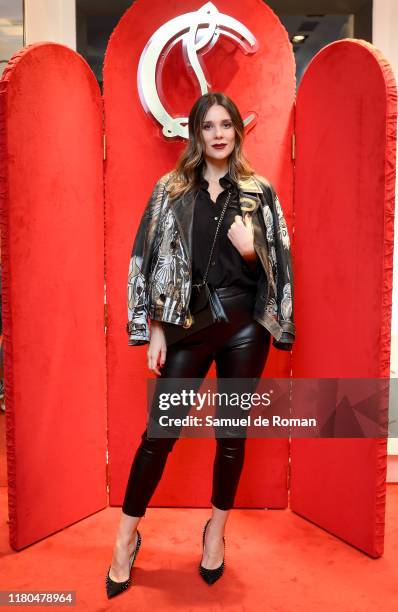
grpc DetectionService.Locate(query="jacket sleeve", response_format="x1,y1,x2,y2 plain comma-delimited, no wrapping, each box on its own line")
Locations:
267,183,296,351
126,176,168,346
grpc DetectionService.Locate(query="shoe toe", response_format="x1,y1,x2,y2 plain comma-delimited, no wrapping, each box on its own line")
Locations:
199,561,225,585
105,568,131,599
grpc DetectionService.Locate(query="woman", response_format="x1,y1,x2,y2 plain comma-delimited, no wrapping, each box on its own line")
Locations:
106,92,295,598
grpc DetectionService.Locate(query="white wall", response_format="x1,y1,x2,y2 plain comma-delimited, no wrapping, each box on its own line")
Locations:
24,0,76,50
373,0,398,472
0,0,23,78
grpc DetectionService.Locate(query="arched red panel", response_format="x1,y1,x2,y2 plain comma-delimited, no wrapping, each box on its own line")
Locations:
103,0,295,511
0,43,106,549
291,40,396,557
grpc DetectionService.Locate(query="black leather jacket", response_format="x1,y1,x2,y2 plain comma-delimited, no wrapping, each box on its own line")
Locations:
126,171,295,350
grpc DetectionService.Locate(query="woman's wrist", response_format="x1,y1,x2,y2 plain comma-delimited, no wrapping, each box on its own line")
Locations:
242,248,260,268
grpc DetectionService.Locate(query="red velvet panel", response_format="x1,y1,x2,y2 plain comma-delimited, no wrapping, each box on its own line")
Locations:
291,40,396,557
0,44,107,550
103,0,295,511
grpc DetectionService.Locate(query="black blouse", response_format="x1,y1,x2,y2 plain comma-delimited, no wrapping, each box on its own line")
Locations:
191,170,262,291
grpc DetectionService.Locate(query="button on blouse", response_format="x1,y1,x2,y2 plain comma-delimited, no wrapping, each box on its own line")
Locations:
191,170,262,291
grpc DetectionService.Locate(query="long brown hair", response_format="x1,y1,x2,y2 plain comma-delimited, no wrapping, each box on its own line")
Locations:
167,92,255,200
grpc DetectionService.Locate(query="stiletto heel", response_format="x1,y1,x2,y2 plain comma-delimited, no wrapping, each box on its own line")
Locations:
105,530,142,599
199,519,225,585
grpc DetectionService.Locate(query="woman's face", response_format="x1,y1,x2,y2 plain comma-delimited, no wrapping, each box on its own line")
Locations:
200,104,236,163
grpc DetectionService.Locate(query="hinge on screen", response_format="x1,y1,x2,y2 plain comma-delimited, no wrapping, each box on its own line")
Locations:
286,462,291,490
291,133,296,160
105,449,110,494
103,134,106,161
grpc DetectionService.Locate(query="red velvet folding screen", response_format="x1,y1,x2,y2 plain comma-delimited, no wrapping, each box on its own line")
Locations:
0,4,395,555
103,0,295,512
0,44,107,550
291,40,396,557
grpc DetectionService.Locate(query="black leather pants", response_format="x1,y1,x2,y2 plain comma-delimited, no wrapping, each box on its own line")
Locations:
122,286,271,517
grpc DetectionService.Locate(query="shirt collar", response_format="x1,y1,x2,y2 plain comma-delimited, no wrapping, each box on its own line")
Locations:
198,168,237,191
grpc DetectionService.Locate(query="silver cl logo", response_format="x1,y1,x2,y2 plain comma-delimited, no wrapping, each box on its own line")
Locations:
137,1,258,139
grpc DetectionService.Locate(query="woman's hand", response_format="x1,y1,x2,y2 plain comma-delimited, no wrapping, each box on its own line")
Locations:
147,320,167,375
227,214,257,261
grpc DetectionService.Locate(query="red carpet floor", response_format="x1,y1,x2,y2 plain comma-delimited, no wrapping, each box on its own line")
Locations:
0,483,397,611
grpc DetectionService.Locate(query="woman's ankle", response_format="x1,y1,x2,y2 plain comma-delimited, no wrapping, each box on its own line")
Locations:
116,529,137,547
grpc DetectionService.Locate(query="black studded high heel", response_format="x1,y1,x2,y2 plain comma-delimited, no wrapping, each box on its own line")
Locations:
105,530,142,599
199,519,225,585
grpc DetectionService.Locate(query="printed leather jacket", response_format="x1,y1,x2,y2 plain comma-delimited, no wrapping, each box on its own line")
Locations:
126,171,296,350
